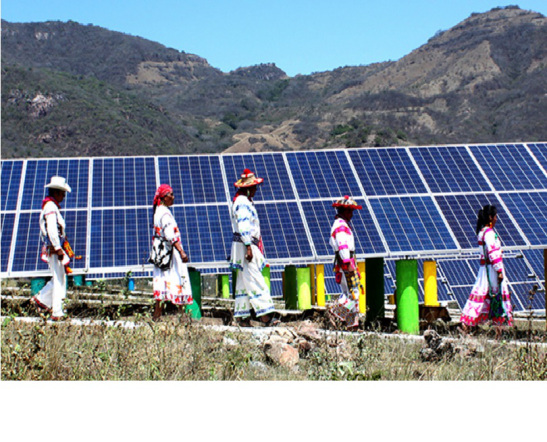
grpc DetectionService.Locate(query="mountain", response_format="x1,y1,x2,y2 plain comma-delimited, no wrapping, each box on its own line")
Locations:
2,6,546,158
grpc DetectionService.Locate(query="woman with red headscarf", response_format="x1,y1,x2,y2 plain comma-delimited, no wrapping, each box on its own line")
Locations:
151,184,193,321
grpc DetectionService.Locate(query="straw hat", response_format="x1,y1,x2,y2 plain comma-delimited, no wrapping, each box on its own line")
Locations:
45,176,71,193
234,169,264,188
332,195,362,210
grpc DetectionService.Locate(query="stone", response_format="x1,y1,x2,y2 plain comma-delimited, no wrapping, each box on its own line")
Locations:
264,340,299,368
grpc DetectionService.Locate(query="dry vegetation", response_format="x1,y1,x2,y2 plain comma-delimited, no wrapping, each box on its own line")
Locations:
2,312,546,381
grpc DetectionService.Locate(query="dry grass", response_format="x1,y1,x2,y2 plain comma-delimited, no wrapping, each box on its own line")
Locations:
2,314,546,381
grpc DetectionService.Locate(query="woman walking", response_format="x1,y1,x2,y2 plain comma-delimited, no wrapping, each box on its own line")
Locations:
328,196,364,331
31,176,72,321
230,169,279,327
151,184,193,321
460,204,513,336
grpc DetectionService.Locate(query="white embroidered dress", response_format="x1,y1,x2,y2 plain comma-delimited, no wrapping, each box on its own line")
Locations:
329,217,363,327
460,227,513,326
152,205,193,305
36,199,69,317
230,194,275,318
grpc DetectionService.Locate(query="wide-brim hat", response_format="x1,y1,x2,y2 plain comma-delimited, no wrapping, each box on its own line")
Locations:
45,176,71,193
234,168,264,188
332,195,362,210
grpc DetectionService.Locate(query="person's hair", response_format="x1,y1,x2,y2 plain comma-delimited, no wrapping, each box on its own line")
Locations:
476,204,497,234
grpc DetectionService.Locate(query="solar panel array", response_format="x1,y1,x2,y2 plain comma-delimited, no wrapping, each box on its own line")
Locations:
1,143,546,310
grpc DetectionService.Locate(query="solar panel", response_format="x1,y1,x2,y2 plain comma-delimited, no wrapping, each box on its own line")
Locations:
286,150,362,199
410,146,491,193
451,286,473,310
1,213,15,273
90,208,152,270
158,156,226,204
510,282,544,311
21,159,89,210
500,192,547,246
171,205,233,263
1,143,546,285
255,202,314,260
349,148,428,196
435,193,527,250
222,153,294,201
1,160,23,211
469,144,547,191
437,258,476,286
523,249,546,282
527,143,547,173
300,199,386,257
92,157,156,208
369,196,458,253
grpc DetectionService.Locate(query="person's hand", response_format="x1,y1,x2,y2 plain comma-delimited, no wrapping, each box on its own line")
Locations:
55,249,64,259
498,272,504,282
245,245,253,262
180,250,189,263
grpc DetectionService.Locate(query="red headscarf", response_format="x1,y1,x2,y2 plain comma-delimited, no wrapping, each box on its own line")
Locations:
153,184,173,207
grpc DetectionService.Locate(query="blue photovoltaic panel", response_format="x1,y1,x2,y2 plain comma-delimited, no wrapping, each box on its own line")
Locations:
523,249,545,282
369,196,457,253
527,143,547,173
92,157,156,208
411,146,491,193
90,208,152,269
158,156,226,204
171,205,233,263
11,210,87,272
438,259,477,287
435,193,526,250
222,153,294,201
1,160,23,211
300,199,386,257
510,283,544,311
349,148,428,196
255,202,313,259
286,151,361,199
1,213,15,273
451,286,473,310
21,159,90,210
504,256,535,285
470,144,547,191
500,192,547,246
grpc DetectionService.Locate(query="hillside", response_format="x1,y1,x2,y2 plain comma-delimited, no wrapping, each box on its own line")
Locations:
2,6,547,158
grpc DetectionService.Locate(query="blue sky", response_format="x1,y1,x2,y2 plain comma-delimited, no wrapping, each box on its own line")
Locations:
2,1,547,76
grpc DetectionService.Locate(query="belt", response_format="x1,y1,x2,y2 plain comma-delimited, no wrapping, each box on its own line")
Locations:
232,232,260,246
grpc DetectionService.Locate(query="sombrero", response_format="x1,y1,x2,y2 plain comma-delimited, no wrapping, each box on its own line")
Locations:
234,169,264,188
45,176,72,193
332,195,362,210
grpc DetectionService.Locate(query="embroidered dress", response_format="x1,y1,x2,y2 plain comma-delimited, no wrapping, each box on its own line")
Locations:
36,198,69,317
152,205,193,305
329,217,364,328
230,194,275,319
460,227,513,327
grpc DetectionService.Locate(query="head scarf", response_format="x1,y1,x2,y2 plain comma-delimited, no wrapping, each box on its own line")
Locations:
153,184,173,208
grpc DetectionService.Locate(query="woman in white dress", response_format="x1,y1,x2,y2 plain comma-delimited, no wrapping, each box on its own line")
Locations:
460,204,513,336
328,195,365,331
151,184,193,321
230,169,279,327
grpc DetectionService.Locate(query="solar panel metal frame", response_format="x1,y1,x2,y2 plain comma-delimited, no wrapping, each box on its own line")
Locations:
2,142,546,280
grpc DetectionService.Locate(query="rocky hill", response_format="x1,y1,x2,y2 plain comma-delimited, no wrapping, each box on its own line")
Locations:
2,6,546,158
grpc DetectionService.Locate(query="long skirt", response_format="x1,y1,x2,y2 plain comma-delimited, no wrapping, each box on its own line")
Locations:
330,271,363,328
460,265,513,327
153,250,193,305
231,243,275,319
36,253,67,317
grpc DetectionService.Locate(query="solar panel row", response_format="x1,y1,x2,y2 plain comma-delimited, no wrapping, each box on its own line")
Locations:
1,144,546,289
